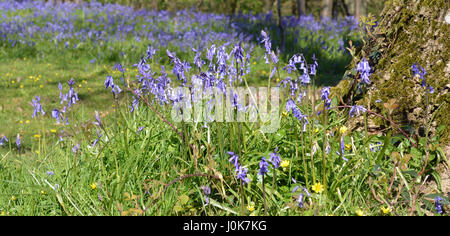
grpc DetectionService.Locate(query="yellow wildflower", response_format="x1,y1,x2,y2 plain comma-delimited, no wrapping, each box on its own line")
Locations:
312,182,324,193
34,134,41,138
20,85,24,89
355,209,364,216
339,126,348,135
25,120,30,124
90,183,97,190
381,206,392,214
247,202,255,212
282,111,288,117
11,196,16,201
280,160,290,168
40,190,46,195
50,129,57,133
345,143,352,151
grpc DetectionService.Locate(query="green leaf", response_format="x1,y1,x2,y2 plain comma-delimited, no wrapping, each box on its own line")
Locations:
431,170,442,192
418,137,427,147
410,147,423,159
173,204,184,213
209,199,238,215
178,194,189,205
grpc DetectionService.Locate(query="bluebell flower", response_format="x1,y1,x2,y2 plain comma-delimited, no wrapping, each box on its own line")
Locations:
340,136,348,161
92,129,102,148
201,185,211,204
285,99,297,113
228,151,240,171
0,135,8,146
321,86,331,110
47,171,54,176
113,63,126,73
105,75,114,89
16,134,21,149
31,95,45,118
349,105,367,117
72,144,80,154
434,196,443,214
296,187,310,208
137,126,144,135
356,58,371,85
51,109,61,124
292,179,310,208
111,84,122,95
236,165,250,185
192,47,205,70
260,30,271,54
269,147,281,168
258,156,269,176
146,45,156,60
300,73,311,84
94,113,102,127
130,95,139,113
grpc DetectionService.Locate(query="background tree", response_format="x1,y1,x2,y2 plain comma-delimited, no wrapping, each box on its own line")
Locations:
297,0,306,16
335,0,450,145
355,0,367,20
321,0,333,19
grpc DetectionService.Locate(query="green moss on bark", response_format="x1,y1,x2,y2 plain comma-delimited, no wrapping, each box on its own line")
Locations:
335,0,450,143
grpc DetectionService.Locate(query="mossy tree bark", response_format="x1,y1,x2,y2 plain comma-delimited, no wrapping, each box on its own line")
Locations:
335,0,450,144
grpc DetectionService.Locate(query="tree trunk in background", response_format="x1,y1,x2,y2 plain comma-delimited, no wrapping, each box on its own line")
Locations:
335,0,450,144
355,0,366,20
277,0,285,51
264,0,274,13
297,0,306,16
344,0,355,16
321,0,333,19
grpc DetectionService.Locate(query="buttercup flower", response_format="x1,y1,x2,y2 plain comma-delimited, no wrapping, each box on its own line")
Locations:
381,206,392,214
311,182,324,193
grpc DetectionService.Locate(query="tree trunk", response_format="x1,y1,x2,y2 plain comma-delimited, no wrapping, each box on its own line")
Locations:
355,0,366,20
297,0,306,16
344,0,355,16
335,0,450,144
277,0,285,51
264,0,274,13
321,0,333,19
